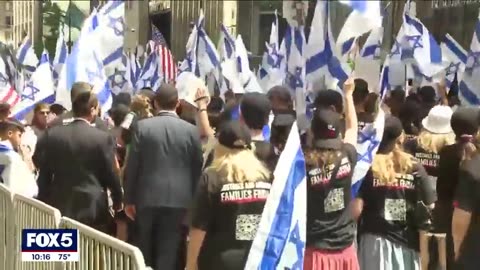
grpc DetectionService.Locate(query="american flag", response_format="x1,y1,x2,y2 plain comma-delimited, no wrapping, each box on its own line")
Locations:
0,52,20,108
151,25,177,83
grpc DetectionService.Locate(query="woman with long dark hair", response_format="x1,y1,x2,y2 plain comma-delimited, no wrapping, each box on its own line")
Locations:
434,107,480,269
303,77,359,269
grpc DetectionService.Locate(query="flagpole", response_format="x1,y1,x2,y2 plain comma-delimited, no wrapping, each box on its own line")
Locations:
68,0,72,53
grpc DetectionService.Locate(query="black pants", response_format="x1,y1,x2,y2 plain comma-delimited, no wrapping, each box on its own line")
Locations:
134,207,186,270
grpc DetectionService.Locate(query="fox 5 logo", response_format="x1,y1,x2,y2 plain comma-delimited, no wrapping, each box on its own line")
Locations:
22,229,78,252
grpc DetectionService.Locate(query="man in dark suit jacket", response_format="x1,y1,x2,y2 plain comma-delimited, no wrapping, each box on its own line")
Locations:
33,91,122,232
124,84,203,270
49,82,109,131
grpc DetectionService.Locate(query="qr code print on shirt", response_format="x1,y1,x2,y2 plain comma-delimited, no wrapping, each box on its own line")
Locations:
324,188,345,213
235,214,261,241
384,199,407,221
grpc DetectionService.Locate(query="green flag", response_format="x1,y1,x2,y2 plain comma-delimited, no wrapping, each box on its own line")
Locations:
65,2,86,30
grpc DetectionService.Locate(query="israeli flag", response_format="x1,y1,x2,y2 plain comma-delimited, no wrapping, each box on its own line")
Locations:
135,52,161,90
221,35,262,94
109,52,133,95
16,37,38,73
245,122,306,269
459,12,480,105
129,50,141,88
178,20,198,75
352,108,385,197
95,0,125,78
401,14,443,77
379,57,390,100
196,10,220,79
218,24,236,61
360,27,383,60
258,10,286,92
52,29,68,86
56,8,99,110
337,1,382,51
285,25,309,131
12,50,55,120
441,34,467,88
305,0,350,91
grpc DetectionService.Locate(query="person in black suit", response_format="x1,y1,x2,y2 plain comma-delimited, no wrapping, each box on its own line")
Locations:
33,91,123,232
49,82,109,131
124,84,203,270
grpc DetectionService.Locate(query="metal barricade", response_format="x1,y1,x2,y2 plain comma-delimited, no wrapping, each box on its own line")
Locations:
0,184,14,270
58,217,147,270
13,193,61,270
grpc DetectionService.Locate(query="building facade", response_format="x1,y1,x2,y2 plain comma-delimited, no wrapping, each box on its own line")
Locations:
12,0,42,46
0,0,13,44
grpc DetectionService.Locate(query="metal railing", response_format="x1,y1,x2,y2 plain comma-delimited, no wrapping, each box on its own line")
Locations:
0,184,14,270
58,217,147,270
13,193,62,270
1,184,149,270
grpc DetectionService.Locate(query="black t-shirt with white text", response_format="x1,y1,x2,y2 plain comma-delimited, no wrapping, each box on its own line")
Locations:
306,143,357,250
404,139,441,195
190,170,272,270
453,155,480,269
358,163,436,250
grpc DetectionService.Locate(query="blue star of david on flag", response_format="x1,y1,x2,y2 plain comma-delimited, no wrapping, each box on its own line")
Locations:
401,35,423,60
288,67,303,89
21,83,40,101
108,16,125,37
267,45,284,69
406,35,424,49
109,68,127,89
446,62,461,76
357,128,381,163
465,52,480,74
284,222,305,270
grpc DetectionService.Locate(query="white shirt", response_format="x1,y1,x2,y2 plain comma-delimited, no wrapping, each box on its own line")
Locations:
0,140,37,197
21,126,37,157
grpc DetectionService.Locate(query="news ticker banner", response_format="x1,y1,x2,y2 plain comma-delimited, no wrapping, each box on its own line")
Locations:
21,229,79,262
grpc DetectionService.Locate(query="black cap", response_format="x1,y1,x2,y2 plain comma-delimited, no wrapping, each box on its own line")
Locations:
314,90,343,113
267,86,292,103
240,92,271,130
0,118,25,133
378,115,403,154
450,107,480,139
311,109,343,150
353,78,369,105
418,86,437,103
49,103,66,115
217,121,252,149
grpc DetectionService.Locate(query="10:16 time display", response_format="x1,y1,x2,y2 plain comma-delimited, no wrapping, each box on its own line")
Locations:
30,254,50,261
30,253,72,261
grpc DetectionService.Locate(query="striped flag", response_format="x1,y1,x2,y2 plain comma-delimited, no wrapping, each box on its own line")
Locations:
151,25,176,83
157,45,176,83
0,54,19,107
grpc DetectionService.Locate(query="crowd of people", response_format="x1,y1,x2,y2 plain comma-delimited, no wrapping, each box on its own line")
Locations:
0,76,479,270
